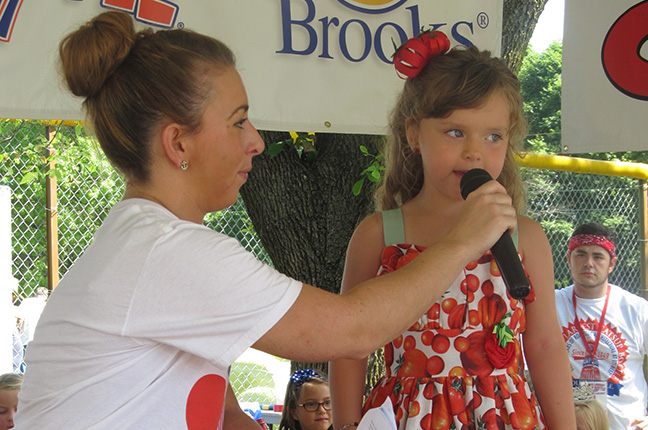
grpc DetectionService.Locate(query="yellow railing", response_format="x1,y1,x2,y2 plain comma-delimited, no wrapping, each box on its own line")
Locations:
516,152,648,181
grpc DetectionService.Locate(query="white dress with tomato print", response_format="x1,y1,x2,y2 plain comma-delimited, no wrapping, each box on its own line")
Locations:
362,242,547,430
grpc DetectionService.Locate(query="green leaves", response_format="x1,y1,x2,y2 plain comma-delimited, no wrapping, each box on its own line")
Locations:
492,312,514,348
352,145,384,196
268,131,318,163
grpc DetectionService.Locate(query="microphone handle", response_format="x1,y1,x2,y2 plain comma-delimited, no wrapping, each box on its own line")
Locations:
490,231,531,300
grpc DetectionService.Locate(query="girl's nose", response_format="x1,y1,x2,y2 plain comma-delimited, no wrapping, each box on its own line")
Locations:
462,138,482,161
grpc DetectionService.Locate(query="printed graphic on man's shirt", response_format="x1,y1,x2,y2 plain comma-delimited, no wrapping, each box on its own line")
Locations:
562,318,628,384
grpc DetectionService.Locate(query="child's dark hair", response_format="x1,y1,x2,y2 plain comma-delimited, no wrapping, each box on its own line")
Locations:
279,369,330,430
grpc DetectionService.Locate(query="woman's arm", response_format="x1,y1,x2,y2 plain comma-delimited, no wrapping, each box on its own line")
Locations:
329,213,385,430
519,215,576,430
222,385,263,430
253,180,517,362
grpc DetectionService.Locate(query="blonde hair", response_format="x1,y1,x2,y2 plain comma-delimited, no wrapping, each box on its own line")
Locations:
574,400,609,430
0,373,23,391
375,46,526,211
59,11,235,183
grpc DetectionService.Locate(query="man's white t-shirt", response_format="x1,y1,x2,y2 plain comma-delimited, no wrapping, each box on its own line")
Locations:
16,199,302,429
555,284,648,430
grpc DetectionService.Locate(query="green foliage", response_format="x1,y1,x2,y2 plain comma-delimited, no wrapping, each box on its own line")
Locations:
1,120,270,297
268,132,318,163
519,42,563,153
352,144,385,196
520,42,646,293
1,121,124,295
230,361,277,403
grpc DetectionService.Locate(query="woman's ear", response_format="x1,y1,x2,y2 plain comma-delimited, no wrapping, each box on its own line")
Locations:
290,408,299,421
405,117,420,152
160,122,187,170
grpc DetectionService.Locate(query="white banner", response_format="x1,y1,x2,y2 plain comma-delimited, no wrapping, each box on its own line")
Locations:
0,0,502,135
562,0,648,153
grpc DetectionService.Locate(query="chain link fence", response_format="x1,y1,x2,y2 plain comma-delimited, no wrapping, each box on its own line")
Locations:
2,121,646,405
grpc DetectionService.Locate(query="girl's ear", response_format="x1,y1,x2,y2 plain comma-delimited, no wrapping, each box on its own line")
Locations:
405,117,420,152
160,122,188,170
290,408,299,420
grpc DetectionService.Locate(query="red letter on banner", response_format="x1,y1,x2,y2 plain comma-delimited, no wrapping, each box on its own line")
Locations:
101,0,178,28
602,1,648,100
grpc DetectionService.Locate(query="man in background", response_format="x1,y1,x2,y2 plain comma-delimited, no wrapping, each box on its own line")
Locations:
555,222,648,430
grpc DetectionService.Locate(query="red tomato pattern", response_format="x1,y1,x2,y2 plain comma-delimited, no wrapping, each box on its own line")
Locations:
362,244,544,430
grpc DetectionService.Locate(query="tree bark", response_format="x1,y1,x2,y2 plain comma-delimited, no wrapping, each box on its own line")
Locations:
241,131,380,292
240,0,547,396
502,0,549,73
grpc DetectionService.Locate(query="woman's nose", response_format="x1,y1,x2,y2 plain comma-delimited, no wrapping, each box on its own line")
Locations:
248,124,265,155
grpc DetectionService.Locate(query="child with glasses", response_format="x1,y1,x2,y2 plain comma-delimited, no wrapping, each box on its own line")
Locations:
279,369,332,430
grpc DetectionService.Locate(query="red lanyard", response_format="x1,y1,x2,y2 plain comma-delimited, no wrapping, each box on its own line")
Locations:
572,285,611,359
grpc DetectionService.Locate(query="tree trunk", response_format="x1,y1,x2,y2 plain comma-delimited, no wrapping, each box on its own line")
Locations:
502,0,549,73
240,0,547,396
240,131,382,379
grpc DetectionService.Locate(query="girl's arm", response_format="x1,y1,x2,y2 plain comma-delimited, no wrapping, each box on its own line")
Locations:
329,213,385,430
519,215,576,430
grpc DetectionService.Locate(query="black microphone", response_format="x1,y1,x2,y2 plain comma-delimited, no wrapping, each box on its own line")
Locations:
460,168,530,300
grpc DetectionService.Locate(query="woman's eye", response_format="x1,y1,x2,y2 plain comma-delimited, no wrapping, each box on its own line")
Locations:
446,129,463,138
235,118,248,129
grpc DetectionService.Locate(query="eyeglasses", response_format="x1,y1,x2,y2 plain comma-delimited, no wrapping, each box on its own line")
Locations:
297,400,332,412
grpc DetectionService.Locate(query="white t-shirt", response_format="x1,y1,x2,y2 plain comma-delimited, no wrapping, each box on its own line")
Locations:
16,199,302,429
555,284,648,430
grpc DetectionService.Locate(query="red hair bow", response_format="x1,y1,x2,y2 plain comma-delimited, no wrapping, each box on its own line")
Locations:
393,30,451,79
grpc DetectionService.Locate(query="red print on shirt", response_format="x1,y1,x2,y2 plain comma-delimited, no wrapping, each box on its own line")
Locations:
186,374,227,429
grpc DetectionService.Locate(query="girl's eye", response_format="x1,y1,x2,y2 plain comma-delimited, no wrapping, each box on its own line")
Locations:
487,133,502,142
446,129,463,138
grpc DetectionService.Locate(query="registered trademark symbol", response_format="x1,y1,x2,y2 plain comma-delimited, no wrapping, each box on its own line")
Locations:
177,22,185,29
477,12,489,29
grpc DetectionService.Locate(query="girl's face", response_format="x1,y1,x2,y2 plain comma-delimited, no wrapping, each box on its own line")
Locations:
290,382,332,430
0,389,19,430
406,92,511,202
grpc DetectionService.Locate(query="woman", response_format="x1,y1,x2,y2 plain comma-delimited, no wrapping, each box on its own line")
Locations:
16,11,517,429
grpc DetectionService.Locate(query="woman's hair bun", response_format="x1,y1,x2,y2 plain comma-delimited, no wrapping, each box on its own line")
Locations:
59,11,136,98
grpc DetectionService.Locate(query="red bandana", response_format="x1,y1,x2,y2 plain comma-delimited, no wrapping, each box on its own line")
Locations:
568,234,616,258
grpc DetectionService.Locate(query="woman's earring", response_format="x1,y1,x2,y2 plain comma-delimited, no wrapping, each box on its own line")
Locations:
413,147,420,155
180,160,188,170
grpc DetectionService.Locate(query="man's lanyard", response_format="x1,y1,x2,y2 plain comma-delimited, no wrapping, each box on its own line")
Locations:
572,285,611,359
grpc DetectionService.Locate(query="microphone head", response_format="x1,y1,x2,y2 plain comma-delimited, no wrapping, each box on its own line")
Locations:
460,168,493,200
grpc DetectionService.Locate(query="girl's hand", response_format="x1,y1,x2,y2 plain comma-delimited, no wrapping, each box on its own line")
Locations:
445,179,517,263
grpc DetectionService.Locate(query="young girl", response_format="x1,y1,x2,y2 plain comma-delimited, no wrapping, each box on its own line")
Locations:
279,369,333,430
0,373,22,430
329,31,576,430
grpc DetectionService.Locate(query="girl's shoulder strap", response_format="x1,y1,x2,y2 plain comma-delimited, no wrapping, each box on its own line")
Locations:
382,208,405,247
